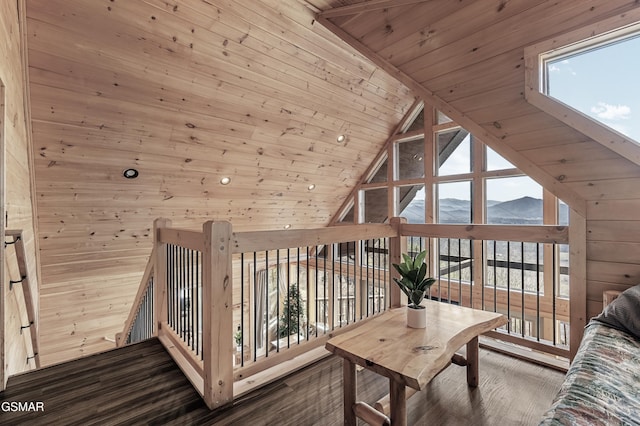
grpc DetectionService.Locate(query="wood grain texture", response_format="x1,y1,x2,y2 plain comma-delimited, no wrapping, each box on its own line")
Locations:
11,0,640,370
24,0,413,365
326,302,507,390
0,339,565,425
1,0,41,388
319,0,640,361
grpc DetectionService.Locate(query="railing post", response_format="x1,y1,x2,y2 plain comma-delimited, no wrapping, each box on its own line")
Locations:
203,220,233,409
154,218,171,336
569,209,586,361
389,217,407,308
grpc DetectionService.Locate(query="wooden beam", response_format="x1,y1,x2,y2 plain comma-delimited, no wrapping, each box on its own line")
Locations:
153,218,170,336
232,223,396,254
0,59,5,392
400,223,568,244
388,217,406,308
158,227,205,252
202,220,233,409
343,359,357,426
158,323,205,396
315,15,587,217
568,208,586,361
319,0,431,19
353,401,391,426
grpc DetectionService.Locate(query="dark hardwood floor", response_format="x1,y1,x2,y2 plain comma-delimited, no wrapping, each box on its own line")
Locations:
0,339,564,425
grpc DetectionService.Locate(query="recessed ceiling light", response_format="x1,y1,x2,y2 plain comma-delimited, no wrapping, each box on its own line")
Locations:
336,134,346,143
220,177,231,185
123,168,139,179
284,224,291,229
307,184,316,190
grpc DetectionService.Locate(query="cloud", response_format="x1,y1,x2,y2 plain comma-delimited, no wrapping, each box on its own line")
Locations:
590,102,631,121
548,64,561,72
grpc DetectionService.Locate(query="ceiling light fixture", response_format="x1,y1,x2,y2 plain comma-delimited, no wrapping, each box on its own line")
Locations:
307,184,316,190
336,134,346,143
284,224,291,229
123,168,139,179
220,177,231,185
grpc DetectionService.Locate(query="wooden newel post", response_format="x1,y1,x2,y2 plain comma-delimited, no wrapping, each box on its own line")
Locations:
154,218,171,336
203,221,233,409
389,217,407,308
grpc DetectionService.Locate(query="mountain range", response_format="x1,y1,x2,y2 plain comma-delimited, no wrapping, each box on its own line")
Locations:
402,196,569,224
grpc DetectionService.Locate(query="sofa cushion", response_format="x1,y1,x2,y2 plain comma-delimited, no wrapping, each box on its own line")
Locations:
539,323,640,425
593,284,640,339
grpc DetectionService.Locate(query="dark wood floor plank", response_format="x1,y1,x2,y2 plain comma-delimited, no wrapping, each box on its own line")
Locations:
0,338,565,425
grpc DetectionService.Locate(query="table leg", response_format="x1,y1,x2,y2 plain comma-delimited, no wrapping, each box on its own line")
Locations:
389,379,407,426
343,359,357,426
466,336,479,387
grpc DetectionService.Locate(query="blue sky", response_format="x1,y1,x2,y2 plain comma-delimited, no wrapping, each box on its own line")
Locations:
547,34,640,142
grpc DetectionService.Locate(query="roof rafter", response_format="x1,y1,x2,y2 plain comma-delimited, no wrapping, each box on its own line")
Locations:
319,0,431,19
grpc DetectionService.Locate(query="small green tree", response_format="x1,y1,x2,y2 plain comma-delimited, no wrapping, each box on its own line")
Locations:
278,283,305,338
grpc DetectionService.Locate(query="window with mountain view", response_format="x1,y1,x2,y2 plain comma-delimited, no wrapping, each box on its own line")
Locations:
485,176,542,225
544,30,640,143
437,181,471,224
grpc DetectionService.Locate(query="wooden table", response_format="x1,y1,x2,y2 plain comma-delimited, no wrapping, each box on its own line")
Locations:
325,301,508,426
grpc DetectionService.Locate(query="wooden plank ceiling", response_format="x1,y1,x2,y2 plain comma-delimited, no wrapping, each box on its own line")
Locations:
26,0,640,364
313,0,640,212
314,1,640,320
26,0,413,364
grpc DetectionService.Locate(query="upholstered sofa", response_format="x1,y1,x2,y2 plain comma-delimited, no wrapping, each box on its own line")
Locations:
539,285,640,425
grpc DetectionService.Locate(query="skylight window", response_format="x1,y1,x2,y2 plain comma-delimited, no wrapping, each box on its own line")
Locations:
542,31,640,143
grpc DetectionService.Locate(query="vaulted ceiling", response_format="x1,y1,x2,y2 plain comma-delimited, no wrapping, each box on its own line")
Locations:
26,0,413,363
26,0,640,364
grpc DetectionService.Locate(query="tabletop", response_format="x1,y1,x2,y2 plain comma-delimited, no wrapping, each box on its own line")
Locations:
325,300,507,390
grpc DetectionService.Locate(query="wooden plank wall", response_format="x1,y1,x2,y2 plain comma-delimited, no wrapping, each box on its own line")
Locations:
24,0,414,365
21,0,640,366
1,0,40,386
319,0,640,331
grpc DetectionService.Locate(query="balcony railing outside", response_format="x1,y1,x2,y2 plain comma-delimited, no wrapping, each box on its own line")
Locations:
402,222,570,358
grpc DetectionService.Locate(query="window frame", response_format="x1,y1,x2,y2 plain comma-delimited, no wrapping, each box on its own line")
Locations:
524,12,640,166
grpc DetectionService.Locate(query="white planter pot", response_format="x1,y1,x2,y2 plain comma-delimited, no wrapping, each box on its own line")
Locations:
406,306,426,328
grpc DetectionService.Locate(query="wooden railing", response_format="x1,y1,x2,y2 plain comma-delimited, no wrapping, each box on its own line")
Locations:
399,220,571,359
4,230,40,368
117,217,574,409
231,224,397,387
117,219,399,409
115,246,156,347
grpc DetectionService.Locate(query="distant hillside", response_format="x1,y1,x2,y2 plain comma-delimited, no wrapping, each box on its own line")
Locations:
400,197,568,224
487,196,542,224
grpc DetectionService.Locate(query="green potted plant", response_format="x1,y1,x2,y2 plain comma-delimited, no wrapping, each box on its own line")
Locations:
392,249,436,328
